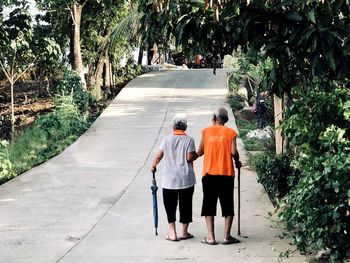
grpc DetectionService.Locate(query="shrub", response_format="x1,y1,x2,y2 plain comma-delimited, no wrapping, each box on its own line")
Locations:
227,94,245,111
126,63,142,79
55,94,88,134
56,69,90,114
252,153,300,204
278,126,350,261
9,93,88,176
278,88,350,261
228,71,241,94
0,140,14,184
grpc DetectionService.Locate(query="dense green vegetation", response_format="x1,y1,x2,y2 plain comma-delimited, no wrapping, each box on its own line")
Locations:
0,140,13,184
189,1,349,260
279,88,350,260
229,50,349,261
1,71,88,182
0,0,143,138
227,94,245,112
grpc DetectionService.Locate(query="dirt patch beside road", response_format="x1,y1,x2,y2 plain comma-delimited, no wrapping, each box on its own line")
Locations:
0,80,56,140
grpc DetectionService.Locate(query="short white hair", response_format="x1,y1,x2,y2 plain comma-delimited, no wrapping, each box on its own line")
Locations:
213,108,229,124
172,113,187,130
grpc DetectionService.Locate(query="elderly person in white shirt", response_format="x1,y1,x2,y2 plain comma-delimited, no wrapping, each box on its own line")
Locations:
151,113,197,242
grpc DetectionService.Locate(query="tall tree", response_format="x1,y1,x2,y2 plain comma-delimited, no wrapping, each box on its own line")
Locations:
0,3,60,137
36,0,130,93
36,0,89,87
137,0,179,65
80,0,129,97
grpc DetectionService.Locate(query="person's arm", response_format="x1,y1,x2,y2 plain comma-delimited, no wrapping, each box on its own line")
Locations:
196,137,204,157
231,138,242,168
187,138,198,162
187,151,198,162
151,150,164,173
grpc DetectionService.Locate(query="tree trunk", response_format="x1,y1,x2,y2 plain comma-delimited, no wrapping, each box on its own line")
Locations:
10,80,14,139
147,43,154,65
70,3,86,89
274,94,283,155
94,56,105,81
103,55,111,96
138,45,144,65
109,62,113,90
282,92,290,152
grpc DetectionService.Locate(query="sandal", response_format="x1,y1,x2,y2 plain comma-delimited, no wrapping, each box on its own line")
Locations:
201,237,217,245
222,236,240,245
179,233,194,240
165,235,180,242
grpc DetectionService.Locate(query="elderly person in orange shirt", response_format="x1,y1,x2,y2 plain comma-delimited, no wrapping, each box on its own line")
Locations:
197,107,242,245
151,113,197,242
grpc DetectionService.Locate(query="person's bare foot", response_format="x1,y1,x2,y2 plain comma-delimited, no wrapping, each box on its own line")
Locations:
223,236,240,245
165,235,179,241
201,237,217,245
179,233,194,240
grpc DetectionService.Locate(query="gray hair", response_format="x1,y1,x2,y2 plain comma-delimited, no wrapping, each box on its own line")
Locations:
173,113,187,130
213,108,229,124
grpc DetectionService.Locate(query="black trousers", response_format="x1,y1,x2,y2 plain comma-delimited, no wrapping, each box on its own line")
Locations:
163,186,194,224
201,175,235,217
257,108,266,129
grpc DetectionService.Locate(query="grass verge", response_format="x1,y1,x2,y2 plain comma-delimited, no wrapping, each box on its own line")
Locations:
0,68,142,185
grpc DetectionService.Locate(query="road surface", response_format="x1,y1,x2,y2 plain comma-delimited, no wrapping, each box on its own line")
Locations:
0,69,307,263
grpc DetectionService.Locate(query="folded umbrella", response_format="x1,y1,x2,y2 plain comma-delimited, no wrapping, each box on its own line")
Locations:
150,171,158,235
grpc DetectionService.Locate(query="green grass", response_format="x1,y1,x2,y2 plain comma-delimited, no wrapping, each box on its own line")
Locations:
236,117,256,131
9,121,81,175
0,94,90,184
233,109,274,153
243,138,274,152
227,94,245,111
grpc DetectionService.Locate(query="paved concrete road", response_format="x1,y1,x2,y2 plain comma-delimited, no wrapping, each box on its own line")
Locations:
0,69,307,263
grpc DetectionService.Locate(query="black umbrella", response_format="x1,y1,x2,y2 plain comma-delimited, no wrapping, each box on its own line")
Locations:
150,171,158,235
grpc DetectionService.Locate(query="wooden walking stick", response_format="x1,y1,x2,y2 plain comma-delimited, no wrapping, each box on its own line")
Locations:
237,167,241,236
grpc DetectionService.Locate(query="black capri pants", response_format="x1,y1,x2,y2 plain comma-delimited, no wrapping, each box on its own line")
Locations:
201,175,235,217
163,186,194,224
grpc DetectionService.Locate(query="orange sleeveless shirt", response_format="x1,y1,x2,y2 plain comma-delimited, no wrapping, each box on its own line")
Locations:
202,125,237,176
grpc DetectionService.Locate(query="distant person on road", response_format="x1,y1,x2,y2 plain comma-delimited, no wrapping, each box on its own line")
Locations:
196,108,242,245
195,54,201,68
213,54,221,75
151,113,197,242
256,90,269,129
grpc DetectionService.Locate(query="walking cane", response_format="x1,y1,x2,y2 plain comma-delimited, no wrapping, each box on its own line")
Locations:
237,166,241,236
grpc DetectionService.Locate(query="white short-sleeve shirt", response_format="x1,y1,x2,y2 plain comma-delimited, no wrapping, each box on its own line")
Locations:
159,133,196,189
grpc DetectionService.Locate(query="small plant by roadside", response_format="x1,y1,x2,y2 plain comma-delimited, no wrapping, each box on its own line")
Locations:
251,153,300,205
227,94,245,111
244,137,274,152
0,140,14,184
56,70,91,114
228,71,242,94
